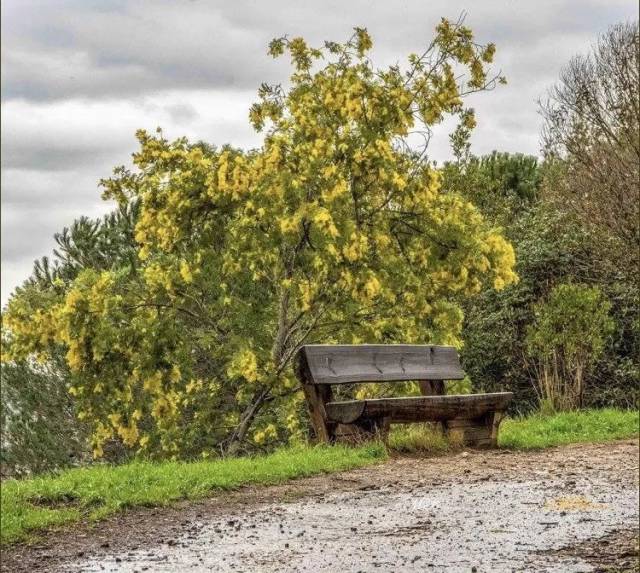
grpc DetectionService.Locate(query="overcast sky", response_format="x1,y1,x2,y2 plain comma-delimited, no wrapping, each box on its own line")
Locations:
1,0,637,305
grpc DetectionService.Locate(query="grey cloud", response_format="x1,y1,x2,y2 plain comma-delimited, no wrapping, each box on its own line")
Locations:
1,163,112,301
2,1,286,101
1,100,139,171
1,0,638,305
165,103,199,124
1,197,108,264
1,139,123,172
3,0,635,103
1,168,105,208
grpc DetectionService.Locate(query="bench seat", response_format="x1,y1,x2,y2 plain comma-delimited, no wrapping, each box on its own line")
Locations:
325,392,513,424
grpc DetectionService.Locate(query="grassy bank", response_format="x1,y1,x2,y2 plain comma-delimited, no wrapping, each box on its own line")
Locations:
388,408,639,453
2,408,637,545
0,442,385,544
498,408,639,449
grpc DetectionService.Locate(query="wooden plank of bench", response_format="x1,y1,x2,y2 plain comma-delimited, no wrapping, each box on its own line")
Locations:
419,380,445,396
445,413,505,448
299,344,465,385
325,393,513,424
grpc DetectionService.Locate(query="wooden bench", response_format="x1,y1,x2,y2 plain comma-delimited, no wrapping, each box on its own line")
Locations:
295,344,512,447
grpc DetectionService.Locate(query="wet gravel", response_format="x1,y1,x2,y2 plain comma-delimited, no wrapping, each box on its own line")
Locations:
4,440,638,573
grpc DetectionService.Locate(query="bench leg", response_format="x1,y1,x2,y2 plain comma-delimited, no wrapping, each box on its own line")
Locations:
488,411,504,445
301,383,334,443
445,411,504,448
418,380,446,435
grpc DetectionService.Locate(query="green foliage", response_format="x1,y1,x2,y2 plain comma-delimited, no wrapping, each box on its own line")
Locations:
28,201,139,290
3,23,514,459
0,203,140,473
0,442,385,544
526,283,614,410
529,283,609,352
446,375,473,395
592,278,640,406
446,156,557,406
0,361,90,476
442,152,541,225
449,153,639,412
498,408,639,449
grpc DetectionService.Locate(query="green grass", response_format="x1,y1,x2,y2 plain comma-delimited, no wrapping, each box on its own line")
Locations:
387,408,639,454
498,408,639,449
0,442,385,545
387,422,461,454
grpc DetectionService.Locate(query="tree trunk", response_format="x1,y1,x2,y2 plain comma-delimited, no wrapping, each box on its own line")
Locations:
226,290,293,456
271,289,290,364
419,380,445,433
226,388,270,456
575,361,584,409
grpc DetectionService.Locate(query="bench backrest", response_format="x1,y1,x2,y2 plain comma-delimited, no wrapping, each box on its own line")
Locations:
297,344,465,385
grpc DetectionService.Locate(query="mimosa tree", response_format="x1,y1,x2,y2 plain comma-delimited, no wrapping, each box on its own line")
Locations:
3,20,516,458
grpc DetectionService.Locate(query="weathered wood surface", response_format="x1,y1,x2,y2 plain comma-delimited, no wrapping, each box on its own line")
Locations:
444,411,505,448
298,344,465,385
296,354,334,442
324,393,513,424
295,344,512,448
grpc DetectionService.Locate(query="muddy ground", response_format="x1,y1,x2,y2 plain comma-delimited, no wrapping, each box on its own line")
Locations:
2,440,638,572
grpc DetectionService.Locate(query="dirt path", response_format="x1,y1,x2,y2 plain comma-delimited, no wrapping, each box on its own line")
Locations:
3,440,638,573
